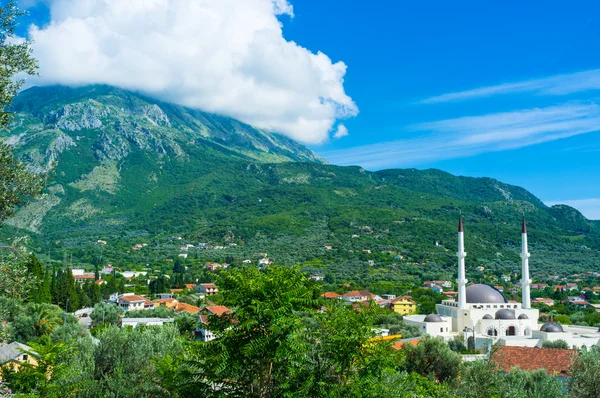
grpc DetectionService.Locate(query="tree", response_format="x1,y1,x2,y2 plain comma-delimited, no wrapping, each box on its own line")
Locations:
568,347,600,398
2,340,83,397
0,238,34,300
0,1,44,223
402,337,461,383
90,302,122,327
187,266,321,397
542,339,570,349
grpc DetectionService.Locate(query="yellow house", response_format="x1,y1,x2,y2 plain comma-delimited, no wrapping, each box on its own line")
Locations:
0,342,37,380
390,296,416,315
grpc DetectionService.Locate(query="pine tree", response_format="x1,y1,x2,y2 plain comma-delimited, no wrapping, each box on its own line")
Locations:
25,254,47,303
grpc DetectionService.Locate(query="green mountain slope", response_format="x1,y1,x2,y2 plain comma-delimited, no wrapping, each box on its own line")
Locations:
2,85,599,278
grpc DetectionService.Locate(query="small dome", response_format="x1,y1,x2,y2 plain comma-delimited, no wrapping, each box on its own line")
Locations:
495,309,516,320
424,314,444,323
518,314,529,320
482,314,493,320
541,322,564,333
466,284,508,304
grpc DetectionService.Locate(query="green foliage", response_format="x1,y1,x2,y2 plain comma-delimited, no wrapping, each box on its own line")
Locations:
90,302,123,327
542,339,570,349
568,347,600,398
402,337,461,383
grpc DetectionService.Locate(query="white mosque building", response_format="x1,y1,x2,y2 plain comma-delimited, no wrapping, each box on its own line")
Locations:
404,217,600,349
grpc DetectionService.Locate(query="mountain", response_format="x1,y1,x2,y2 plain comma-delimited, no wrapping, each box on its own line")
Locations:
2,85,599,280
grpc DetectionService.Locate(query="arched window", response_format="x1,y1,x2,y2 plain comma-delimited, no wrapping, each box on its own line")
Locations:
487,328,498,336
507,326,517,336
524,328,531,336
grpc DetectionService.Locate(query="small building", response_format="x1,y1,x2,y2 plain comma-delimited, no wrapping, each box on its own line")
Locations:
121,318,175,328
195,283,218,296
403,314,453,337
532,297,555,306
0,342,36,377
74,274,96,283
196,305,232,342
117,294,148,311
321,292,341,299
390,296,416,315
310,274,324,281
340,290,372,302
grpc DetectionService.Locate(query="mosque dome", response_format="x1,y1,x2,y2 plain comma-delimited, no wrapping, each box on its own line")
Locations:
482,314,493,320
540,322,564,333
518,314,529,320
495,309,516,320
424,314,444,323
466,284,508,304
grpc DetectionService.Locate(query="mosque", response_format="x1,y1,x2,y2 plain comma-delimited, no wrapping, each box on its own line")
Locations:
403,217,600,349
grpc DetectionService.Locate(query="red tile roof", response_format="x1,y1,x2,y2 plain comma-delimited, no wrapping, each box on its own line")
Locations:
174,302,201,313
321,292,340,299
490,346,577,376
185,284,195,289
203,305,231,316
118,295,147,302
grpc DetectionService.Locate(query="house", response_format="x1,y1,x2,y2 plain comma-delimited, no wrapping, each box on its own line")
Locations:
321,292,341,299
101,265,114,274
95,279,106,286
593,286,600,293
74,274,96,283
117,294,149,311
174,302,201,314
567,283,579,291
476,266,485,272
121,318,175,328
494,286,504,293
185,284,196,290
340,290,372,302
380,294,397,300
390,296,416,315
195,283,219,296
489,346,577,377
258,258,271,267
325,245,333,250
554,285,566,292
119,271,147,279
531,283,549,290
197,306,233,342
362,249,371,254
242,259,252,264
443,291,458,298
434,280,453,289
532,297,555,306
310,274,324,281
155,293,174,299
205,263,229,271
153,298,179,309
97,240,107,245
132,244,143,250
501,275,511,283
367,260,375,266
431,286,443,294
0,342,36,377
178,253,188,259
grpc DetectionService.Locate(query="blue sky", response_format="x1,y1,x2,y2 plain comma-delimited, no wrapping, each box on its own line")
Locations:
281,1,600,218
15,0,600,219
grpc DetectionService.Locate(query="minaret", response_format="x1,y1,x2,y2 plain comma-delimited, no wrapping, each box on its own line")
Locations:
457,215,468,309
521,217,531,309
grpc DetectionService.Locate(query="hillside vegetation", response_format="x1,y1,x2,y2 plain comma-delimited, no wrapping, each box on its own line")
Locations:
1,85,599,280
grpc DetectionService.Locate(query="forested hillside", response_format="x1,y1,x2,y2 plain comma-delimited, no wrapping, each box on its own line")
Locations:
1,85,599,281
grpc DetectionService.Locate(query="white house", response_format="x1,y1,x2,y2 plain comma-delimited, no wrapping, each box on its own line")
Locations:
121,318,175,328
117,294,151,311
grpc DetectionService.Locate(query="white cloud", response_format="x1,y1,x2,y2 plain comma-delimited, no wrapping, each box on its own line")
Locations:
420,68,600,104
546,199,600,220
321,103,600,169
24,0,357,144
333,124,348,139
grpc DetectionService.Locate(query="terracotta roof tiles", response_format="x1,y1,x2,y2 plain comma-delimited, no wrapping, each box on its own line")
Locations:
489,346,577,376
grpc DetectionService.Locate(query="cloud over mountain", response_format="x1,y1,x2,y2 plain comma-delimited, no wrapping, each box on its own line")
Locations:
24,0,357,144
